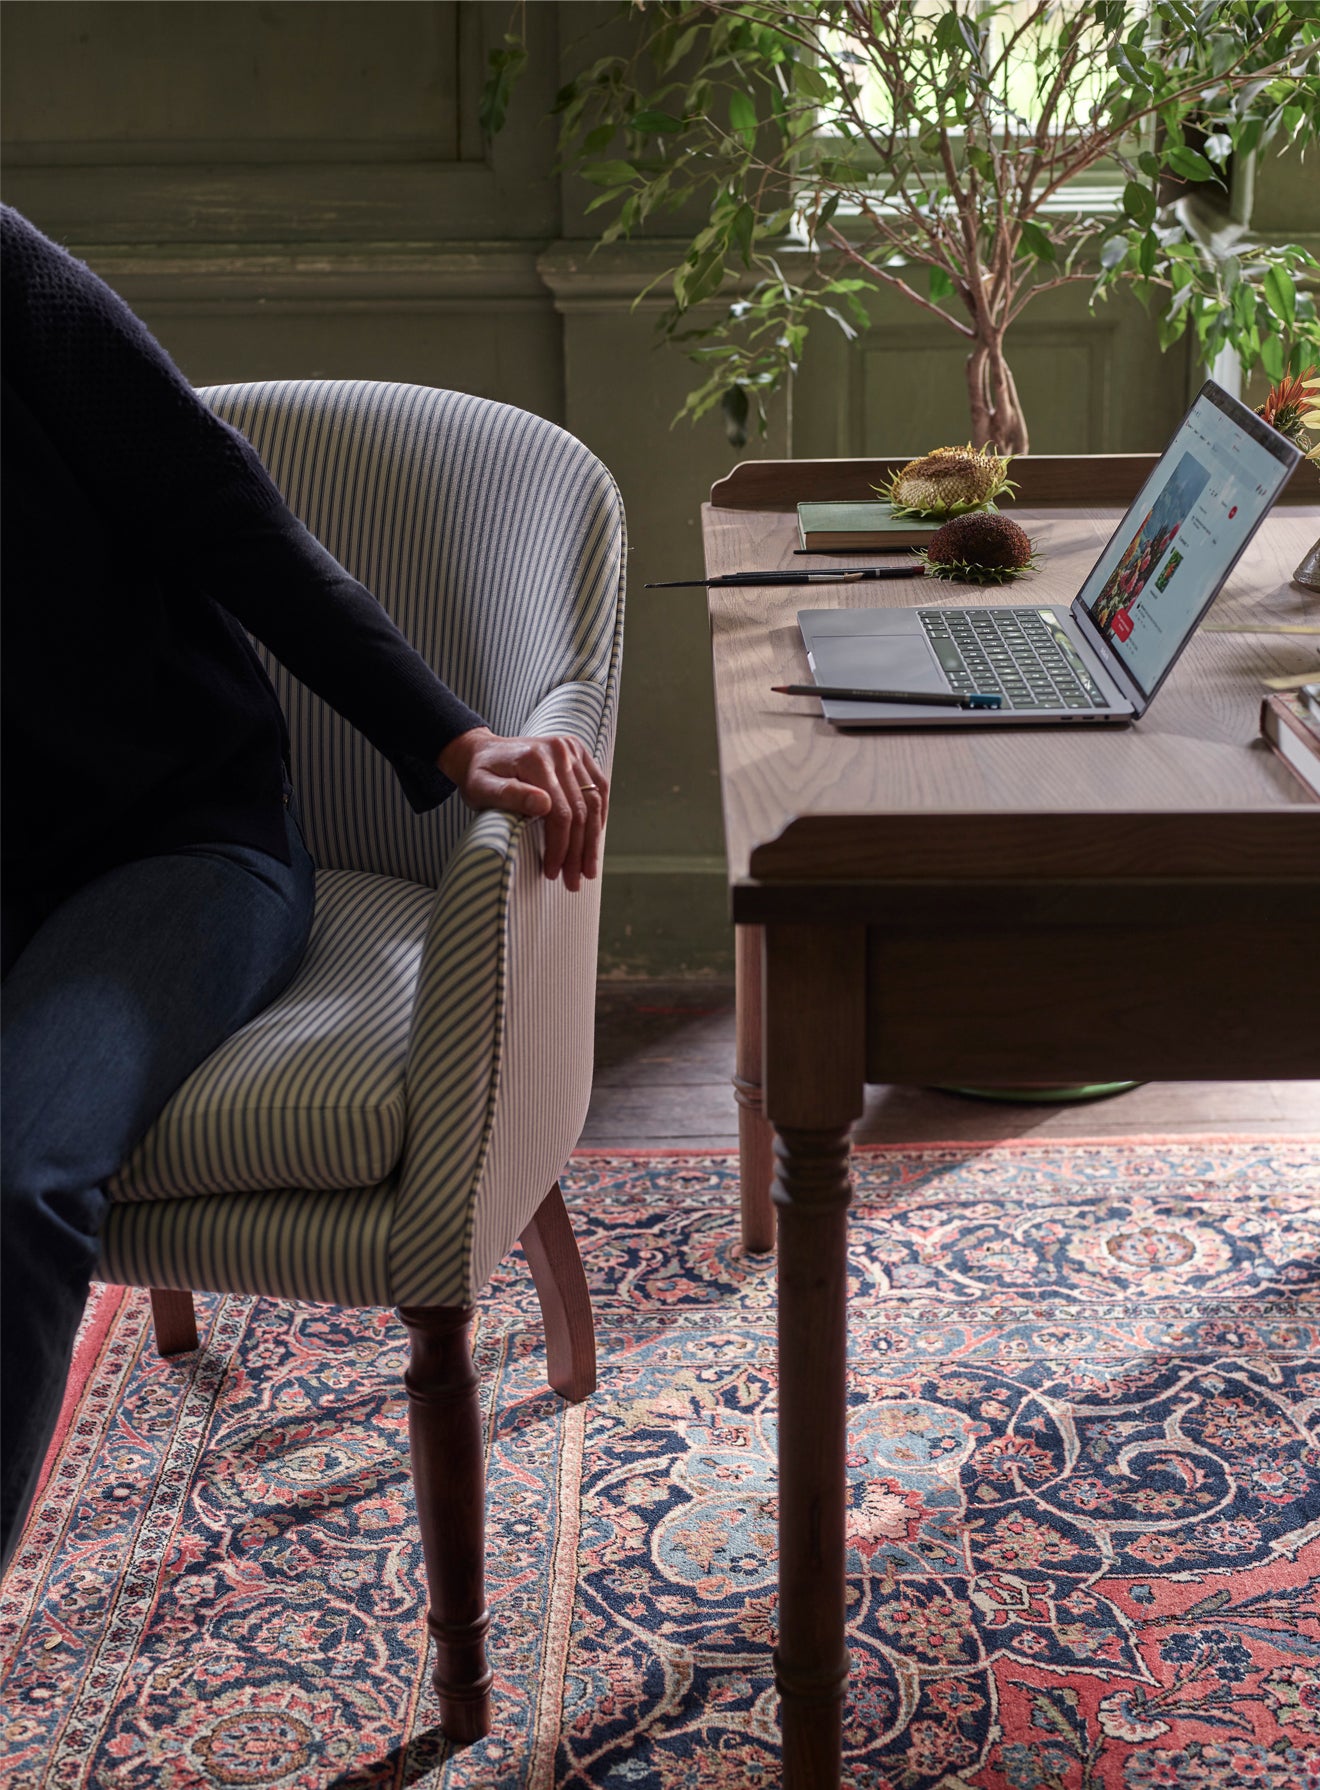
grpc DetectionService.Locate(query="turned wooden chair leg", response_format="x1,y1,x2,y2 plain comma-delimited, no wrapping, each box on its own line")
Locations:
519,1180,597,1403
149,1288,199,1357
398,1303,492,1743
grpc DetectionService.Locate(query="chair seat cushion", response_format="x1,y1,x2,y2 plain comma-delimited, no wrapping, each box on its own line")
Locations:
109,869,436,1202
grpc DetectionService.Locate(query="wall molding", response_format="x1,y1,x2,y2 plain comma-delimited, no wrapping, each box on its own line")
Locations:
1,163,518,247
62,241,551,311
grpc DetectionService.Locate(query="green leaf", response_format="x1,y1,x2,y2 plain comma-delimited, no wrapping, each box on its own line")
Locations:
966,145,995,181
721,384,749,447
1263,263,1296,332
728,90,758,144
732,202,756,267
934,11,967,53
1202,131,1234,169
1020,220,1057,263
580,160,637,187
1165,145,1216,183
794,62,830,103
683,248,727,309
929,265,954,303
478,39,527,137
657,25,700,75
1123,181,1157,228
817,192,840,231
1236,117,1263,156
1100,233,1130,270
631,109,685,134
1260,333,1285,381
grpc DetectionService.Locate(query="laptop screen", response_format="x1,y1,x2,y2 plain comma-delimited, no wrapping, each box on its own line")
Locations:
1079,384,1298,698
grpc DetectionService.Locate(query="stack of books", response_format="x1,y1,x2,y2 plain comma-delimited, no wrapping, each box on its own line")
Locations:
1260,688,1320,798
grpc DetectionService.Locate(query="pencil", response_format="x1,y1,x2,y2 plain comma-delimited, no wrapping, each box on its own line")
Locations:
771,684,1002,709
645,565,918,589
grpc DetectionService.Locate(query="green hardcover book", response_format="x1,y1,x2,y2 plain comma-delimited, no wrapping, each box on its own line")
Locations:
796,500,943,551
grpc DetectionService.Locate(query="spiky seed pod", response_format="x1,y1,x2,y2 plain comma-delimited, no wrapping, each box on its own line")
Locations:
881,444,1016,518
921,511,1037,584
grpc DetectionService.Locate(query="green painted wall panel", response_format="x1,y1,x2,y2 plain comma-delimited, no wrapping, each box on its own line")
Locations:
2,1,1309,978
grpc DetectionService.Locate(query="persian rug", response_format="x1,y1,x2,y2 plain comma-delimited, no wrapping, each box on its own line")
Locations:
2,1139,1319,1790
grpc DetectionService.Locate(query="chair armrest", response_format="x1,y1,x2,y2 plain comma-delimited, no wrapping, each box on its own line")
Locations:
385,681,610,1306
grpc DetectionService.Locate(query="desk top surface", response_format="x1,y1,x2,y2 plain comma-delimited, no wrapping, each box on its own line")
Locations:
702,493,1320,891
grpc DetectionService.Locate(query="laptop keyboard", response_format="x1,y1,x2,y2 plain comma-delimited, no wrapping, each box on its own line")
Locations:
919,608,1111,710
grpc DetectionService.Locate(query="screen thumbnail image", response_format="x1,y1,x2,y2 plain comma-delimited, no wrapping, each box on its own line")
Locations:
1091,452,1211,632
1154,548,1183,594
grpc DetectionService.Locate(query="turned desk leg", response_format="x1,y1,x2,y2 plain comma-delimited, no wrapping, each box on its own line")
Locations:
762,922,865,1790
772,1125,852,1790
733,923,775,1253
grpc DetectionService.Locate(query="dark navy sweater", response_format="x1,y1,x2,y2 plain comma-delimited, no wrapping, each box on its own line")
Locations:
1,205,484,908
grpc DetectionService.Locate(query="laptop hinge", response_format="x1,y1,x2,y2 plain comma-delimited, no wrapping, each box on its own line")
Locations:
1070,599,1147,716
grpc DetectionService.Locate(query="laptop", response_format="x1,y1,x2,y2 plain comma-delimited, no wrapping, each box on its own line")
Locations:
797,381,1301,728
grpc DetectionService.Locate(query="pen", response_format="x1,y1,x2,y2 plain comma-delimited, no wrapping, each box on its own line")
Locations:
772,684,1003,710
645,565,918,589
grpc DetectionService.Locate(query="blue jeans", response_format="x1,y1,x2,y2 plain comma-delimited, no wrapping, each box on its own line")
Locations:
0,798,316,1567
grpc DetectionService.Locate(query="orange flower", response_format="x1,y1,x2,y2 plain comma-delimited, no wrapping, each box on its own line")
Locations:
1258,364,1319,446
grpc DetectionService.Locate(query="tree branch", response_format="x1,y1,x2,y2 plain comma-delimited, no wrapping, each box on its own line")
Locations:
824,224,975,335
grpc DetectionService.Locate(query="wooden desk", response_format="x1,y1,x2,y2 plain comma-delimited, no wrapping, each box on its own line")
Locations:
702,458,1320,1790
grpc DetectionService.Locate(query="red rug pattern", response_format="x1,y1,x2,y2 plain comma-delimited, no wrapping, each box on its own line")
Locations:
1,1139,1317,1788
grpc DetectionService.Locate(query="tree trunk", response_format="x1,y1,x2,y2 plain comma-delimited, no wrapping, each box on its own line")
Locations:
966,335,1030,455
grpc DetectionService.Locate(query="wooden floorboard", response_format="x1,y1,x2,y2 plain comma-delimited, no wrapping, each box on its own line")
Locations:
584,980,1320,1149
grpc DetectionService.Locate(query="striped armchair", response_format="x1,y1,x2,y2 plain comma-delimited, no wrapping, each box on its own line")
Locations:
96,380,626,1741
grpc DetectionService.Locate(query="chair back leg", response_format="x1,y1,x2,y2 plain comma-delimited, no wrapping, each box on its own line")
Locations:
519,1181,597,1403
149,1289,199,1356
398,1303,493,1742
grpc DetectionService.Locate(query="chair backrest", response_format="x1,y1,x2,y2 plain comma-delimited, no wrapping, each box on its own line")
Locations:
201,380,626,887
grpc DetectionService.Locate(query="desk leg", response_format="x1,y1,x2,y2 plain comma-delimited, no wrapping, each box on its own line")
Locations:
763,923,865,1790
773,1124,852,1790
734,923,775,1253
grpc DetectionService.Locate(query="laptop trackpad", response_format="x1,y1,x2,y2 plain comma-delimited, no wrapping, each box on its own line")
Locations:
811,633,944,693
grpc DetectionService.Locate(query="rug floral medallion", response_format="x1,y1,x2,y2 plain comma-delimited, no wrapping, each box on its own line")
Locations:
2,1140,1318,1790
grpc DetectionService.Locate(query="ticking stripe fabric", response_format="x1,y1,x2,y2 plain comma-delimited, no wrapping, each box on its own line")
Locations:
99,380,626,1311
100,1181,398,1308
108,870,436,1201
202,380,626,889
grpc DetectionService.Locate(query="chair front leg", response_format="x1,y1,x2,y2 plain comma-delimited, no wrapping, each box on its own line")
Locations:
149,1289,198,1357
398,1304,492,1743
519,1181,597,1403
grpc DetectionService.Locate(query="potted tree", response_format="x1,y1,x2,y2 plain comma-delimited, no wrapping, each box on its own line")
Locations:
486,0,1320,451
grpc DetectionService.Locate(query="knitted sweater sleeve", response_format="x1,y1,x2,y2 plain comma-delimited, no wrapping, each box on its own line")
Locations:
0,206,485,811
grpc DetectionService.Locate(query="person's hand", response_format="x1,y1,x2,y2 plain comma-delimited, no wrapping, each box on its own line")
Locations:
437,727,609,892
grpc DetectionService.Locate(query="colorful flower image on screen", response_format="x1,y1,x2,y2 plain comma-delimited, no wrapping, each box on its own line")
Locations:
1154,548,1184,593
1092,453,1211,635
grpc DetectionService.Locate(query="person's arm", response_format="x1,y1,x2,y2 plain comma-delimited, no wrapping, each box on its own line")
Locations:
439,728,609,892
1,206,477,805
0,207,607,882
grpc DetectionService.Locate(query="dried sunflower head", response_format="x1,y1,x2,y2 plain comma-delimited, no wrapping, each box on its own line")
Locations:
920,511,1037,584
1257,365,1319,448
879,444,1016,518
